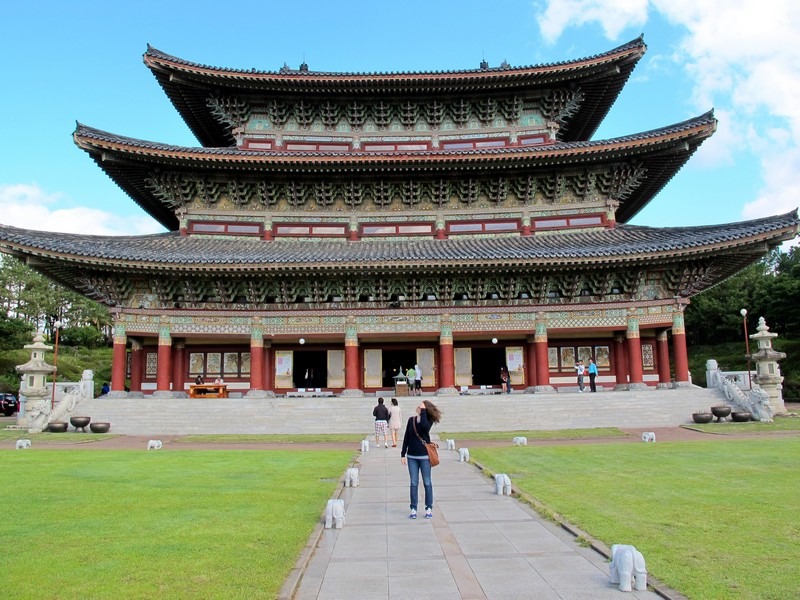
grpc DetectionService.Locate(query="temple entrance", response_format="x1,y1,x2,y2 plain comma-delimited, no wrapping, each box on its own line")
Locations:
292,351,327,388
381,349,416,387
471,347,507,386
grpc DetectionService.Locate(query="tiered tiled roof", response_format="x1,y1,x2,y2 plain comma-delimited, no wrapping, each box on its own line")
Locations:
1,212,796,294
73,111,716,231
144,37,646,147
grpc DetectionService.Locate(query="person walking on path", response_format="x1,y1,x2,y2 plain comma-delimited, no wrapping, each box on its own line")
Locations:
388,397,402,447
587,358,598,392
405,365,417,395
373,397,391,448
400,400,442,519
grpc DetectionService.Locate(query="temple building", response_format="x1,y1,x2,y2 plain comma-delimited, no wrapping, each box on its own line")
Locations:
0,37,797,398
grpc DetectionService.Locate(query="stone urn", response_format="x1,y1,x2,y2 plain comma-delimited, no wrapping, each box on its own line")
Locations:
731,411,752,422
89,422,111,433
692,412,713,424
70,416,91,432
710,405,731,422
47,421,68,433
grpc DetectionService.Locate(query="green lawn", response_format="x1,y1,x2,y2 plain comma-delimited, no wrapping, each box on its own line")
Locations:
1,449,353,599
471,438,800,600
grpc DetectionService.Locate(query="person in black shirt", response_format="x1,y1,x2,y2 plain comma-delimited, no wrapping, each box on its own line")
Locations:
372,397,391,448
400,400,442,519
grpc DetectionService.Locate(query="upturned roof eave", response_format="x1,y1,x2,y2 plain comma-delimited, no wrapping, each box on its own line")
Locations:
72,112,716,229
144,38,646,147
0,211,795,275
143,37,645,90
73,111,716,169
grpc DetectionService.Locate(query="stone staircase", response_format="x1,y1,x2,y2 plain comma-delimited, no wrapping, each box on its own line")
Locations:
73,386,725,436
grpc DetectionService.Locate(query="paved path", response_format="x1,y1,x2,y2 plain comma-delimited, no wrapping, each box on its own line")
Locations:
291,436,663,600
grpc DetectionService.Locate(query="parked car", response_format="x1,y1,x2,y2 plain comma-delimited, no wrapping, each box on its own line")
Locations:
0,393,19,416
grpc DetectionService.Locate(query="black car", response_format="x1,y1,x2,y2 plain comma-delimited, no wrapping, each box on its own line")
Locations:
0,393,19,416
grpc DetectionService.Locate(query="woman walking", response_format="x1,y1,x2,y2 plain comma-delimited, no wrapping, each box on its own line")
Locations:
400,400,442,519
388,397,402,447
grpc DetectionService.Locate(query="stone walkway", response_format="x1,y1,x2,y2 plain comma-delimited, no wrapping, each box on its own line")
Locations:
289,436,664,600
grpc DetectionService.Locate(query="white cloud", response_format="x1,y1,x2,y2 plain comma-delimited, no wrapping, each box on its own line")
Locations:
537,0,649,44
0,183,163,236
536,0,800,220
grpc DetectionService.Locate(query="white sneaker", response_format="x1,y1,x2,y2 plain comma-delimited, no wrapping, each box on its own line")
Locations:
385,443,389,448
425,508,432,519
409,509,417,519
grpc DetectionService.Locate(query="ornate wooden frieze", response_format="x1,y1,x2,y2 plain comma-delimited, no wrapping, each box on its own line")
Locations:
104,265,692,312
116,297,681,339
540,89,585,124
207,96,251,130
239,94,541,135
146,165,633,215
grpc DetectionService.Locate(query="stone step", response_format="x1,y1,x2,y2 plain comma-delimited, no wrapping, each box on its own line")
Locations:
71,387,725,435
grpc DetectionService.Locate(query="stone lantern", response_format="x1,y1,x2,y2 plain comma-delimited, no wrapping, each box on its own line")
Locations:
750,316,787,414
15,330,56,432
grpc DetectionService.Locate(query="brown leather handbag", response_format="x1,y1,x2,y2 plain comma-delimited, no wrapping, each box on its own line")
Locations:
412,418,440,467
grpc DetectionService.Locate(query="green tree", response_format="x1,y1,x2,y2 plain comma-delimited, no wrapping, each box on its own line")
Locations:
0,314,33,351
684,261,769,345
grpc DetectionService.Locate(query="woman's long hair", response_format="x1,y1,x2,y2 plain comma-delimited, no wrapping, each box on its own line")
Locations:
422,400,442,423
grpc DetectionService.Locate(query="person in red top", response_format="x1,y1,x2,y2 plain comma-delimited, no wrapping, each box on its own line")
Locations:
400,400,442,519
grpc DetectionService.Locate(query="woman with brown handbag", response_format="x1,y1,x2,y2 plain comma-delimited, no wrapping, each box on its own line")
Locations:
400,400,442,519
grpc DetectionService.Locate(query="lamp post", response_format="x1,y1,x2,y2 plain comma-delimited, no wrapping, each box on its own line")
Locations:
740,308,752,389
51,320,62,410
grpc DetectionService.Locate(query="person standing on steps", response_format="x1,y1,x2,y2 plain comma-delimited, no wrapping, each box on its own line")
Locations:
388,397,402,447
588,358,598,392
575,360,585,392
414,364,422,396
372,396,391,448
400,400,442,519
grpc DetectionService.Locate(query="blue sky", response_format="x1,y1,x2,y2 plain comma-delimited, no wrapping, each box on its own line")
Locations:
2,0,798,236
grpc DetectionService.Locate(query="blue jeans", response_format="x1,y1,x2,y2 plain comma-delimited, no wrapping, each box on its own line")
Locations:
407,456,433,510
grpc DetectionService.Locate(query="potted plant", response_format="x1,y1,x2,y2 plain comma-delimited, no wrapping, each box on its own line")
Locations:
731,411,752,422
710,405,731,422
692,411,714,424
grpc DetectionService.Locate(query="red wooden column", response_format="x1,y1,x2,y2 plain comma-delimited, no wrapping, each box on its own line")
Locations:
672,309,691,385
521,214,532,236
438,321,456,391
533,313,554,392
110,322,127,393
656,330,672,389
614,334,629,389
130,338,143,393
249,319,265,393
172,340,185,393
343,320,362,395
155,321,172,396
263,342,274,392
626,309,646,389
525,335,537,390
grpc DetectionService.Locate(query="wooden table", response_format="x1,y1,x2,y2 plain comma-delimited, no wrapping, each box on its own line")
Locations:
189,384,228,398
